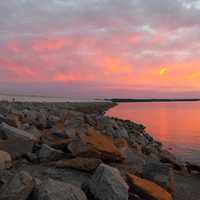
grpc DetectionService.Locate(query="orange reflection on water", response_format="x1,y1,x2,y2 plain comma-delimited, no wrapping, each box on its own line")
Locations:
106,102,200,163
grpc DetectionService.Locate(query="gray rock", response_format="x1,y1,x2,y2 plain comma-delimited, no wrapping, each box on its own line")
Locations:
0,122,37,141
159,150,187,173
38,144,64,162
0,170,14,189
120,147,146,174
22,110,49,129
87,163,129,200
0,150,12,170
64,127,77,138
64,111,85,126
0,123,35,159
22,125,42,139
142,161,174,192
0,171,34,200
95,116,129,139
34,178,88,200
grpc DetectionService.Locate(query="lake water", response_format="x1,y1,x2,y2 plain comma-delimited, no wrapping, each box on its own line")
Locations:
106,102,200,165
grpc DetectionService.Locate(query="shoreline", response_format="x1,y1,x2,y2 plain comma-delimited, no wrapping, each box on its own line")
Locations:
107,98,200,103
0,101,199,200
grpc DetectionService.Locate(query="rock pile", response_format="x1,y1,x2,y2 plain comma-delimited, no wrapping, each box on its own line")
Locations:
0,101,199,200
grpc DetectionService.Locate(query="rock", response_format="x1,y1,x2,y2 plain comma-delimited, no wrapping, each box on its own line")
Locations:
0,170,14,189
0,171,34,200
23,152,38,163
159,150,188,174
0,124,35,159
95,116,129,139
119,146,146,174
109,163,137,179
63,113,90,139
86,163,129,200
47,115,60,126
0,151,12,170
64,127,77,139
22,125,42,139
85,114,97,127
33,178,88,200
186,162,200,173
68,129,124,162
22,110,49,129
114,138,129,149
127,173,172,200
53,121,65,133
38,144,64,162
55,157,101,172
142,161,174,192
142,145,155,155
63,111,85,128
41,130,72,151
0,122,37,141
0,113,20,127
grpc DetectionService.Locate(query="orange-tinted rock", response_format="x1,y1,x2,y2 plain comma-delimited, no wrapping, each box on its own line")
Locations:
127,173,172,200
55,121,65,132
0,113,26,128
68,129,125,162
55,157,101,172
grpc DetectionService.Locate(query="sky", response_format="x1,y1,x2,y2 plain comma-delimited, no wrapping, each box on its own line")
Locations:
0,0,200,98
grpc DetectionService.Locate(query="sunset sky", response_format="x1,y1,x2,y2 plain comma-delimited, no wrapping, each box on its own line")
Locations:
0,0,200,98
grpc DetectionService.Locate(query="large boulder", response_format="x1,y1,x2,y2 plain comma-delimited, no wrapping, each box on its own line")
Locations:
33,178,88,200
0,123,35,159
86,164,129,200
0,122,37,141
38,144,64,162
68,129,124,162
127,173,172,200
55,157,101,172
0,171,34,200
0,151,12,170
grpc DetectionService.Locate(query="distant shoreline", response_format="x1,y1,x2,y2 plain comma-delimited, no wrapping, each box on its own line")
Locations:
106,98,200,103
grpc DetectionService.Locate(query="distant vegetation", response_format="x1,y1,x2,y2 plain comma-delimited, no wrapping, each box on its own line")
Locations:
106,98,200,103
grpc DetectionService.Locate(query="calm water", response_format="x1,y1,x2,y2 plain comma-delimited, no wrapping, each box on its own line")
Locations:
106,102,200,164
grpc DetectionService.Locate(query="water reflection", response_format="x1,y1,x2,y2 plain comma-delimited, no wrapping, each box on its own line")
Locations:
106,102,200,164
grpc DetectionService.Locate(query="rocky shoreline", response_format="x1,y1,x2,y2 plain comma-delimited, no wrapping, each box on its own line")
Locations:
0,101,200,200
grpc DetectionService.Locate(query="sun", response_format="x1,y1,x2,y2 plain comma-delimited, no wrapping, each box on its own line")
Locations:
159,67,167,76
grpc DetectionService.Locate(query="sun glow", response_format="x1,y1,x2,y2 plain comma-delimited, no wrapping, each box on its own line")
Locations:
159,67,167,76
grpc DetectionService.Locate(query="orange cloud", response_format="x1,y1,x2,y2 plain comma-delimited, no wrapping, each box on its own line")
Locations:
187,72,200,80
